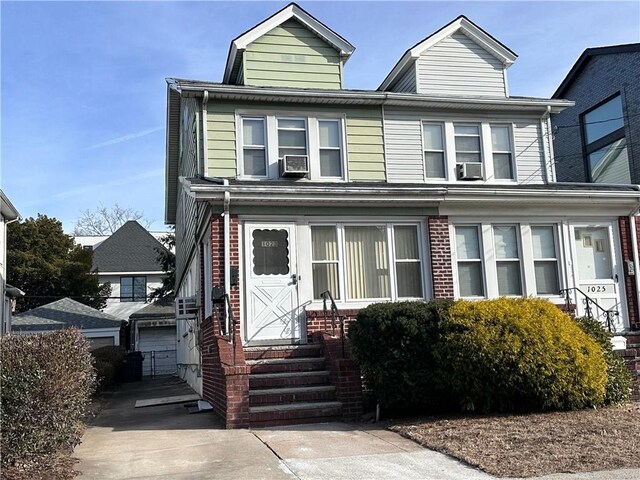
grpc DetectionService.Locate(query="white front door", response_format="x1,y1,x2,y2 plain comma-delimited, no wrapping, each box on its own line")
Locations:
570,224,626,331
245,223,301,343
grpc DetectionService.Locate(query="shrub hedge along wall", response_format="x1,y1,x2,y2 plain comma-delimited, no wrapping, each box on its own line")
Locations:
1,329,95,469
349,298,613,414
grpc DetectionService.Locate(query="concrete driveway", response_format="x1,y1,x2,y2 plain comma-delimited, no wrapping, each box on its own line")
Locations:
75,379,640,480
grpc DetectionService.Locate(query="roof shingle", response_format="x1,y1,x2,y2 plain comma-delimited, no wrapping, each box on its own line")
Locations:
12,298,123,332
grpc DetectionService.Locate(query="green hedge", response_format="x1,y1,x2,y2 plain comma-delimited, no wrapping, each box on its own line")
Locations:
575,316,634,405
348,300,452,411
91,345,125,390
349,298,609,414
1,329,95,468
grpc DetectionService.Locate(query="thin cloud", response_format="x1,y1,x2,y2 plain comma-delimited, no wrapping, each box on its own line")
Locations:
84,127,163,151
46,168,165,202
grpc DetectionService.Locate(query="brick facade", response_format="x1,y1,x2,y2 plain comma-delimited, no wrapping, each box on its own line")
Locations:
616,345,640,402
211,214,241,336
619,216,640,330
427,216,455,298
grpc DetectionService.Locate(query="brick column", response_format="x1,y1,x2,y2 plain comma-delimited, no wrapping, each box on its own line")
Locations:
211,214,241,335
427,216,455,299
619,217,639,330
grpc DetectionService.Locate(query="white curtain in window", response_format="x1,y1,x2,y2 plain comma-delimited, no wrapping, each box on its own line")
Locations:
455,226,484,296
394,226,422,298
345,226,390,299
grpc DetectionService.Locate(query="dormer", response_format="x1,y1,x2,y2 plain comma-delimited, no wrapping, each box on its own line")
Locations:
379,16,517,97
223,3,355,89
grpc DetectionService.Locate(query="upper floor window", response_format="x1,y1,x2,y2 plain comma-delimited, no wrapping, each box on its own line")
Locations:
423,123,446,179
490,125,515,180
239,113,345,181
454,124,482,163
121,276,146,302
242,117,267,177
582,94,631,184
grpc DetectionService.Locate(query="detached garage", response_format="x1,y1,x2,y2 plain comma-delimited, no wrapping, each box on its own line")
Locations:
129,296,177,377
12,297,123,348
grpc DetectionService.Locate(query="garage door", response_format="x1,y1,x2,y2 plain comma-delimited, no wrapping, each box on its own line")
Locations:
89,337,115,350
138,327,177,376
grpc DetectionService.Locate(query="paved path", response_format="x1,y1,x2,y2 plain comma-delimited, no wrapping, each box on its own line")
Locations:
75,379,640,480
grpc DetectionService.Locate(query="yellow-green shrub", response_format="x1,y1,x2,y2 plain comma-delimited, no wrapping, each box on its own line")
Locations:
436,298,607,412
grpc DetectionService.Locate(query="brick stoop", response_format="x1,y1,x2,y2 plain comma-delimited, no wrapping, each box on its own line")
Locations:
245,344,344,427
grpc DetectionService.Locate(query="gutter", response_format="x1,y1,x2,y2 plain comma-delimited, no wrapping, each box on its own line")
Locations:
201,91,209,176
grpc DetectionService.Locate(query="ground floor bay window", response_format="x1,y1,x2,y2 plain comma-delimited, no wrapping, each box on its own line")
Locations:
310,223,425,303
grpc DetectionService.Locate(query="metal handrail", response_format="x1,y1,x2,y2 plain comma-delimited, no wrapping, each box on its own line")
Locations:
560,287,619,332
320,290,346,358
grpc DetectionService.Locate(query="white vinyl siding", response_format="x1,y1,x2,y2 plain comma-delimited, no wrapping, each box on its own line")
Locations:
389,65,417,93
384,110,547,184
416,32,507,97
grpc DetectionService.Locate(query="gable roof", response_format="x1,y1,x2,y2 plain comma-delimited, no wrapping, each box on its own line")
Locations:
129,295,175,320
223,2,355,84
92,220,168,273
12,298,123,332
552,43,640,98
378,15,518,91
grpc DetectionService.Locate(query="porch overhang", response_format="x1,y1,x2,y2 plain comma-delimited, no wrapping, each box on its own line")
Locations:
180,177,640,215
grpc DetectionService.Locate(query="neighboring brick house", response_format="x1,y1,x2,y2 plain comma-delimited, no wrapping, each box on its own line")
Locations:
165,4,640,427
551,43,640,334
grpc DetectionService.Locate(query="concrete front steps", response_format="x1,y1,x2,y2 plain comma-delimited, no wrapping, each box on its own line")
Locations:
245,344,342,427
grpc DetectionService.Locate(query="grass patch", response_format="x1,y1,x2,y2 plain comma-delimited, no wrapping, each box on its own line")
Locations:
390,403,640,477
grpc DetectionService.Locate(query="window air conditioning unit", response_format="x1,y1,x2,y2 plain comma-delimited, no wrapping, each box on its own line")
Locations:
457,162,484,180
280,155,309,177
176,297,198,319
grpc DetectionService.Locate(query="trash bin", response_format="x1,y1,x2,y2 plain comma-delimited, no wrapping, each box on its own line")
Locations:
119,352,144,383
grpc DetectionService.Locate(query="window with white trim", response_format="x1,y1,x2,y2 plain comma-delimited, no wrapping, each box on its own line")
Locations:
454,124,482,163
238,113,346,181
277,118,307,159
318,119,343,178
423,123,446,179
531,226,560,295
455,226,485,297
120,276,146,302
491,125,515,180
310,223,424,302
453,222,563,299
493,225,522,295
241,117,267,177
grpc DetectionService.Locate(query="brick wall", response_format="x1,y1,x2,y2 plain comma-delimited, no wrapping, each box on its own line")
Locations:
428,216,455,298
305,309,359,342
619,216,639,330
551,52,640,184
211,214,241,336
313,331,363,420
201,316,250,428
616,346,640,402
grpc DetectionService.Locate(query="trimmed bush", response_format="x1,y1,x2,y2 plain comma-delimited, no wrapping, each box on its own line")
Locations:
437,298,607,412
575,317,633,405
348,300,452,411
91,345,125,389
0,329,95,469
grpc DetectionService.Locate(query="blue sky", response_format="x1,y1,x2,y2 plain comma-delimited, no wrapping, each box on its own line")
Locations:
2,1,639,232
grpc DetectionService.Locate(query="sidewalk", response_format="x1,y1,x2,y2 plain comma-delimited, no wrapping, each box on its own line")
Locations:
75,378,640,480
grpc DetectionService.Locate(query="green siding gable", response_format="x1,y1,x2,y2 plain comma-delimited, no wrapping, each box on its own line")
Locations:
243,20,343,89
206,101,385,181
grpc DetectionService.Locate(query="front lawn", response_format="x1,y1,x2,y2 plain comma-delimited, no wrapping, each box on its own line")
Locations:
390,403,640,478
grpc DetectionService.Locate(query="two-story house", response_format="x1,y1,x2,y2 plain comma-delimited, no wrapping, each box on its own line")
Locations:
551,44,640,343
165,4,640,427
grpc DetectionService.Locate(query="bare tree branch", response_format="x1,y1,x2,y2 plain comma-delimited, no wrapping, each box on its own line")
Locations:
73,203,151,235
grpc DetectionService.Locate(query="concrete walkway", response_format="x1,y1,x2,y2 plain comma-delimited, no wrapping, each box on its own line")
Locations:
75,379,640,480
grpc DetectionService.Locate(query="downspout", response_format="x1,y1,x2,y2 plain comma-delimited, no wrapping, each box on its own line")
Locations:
201,91,209,176
545,106,556,183
223,179,231,340
630,202,640,329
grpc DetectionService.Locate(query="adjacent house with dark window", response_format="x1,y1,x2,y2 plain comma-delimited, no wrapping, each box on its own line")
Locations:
551,43,640,350
165,4,640,427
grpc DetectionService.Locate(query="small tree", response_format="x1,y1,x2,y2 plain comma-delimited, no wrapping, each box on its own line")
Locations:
73,203,151,235
8,215,111,312
149,232,175,300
